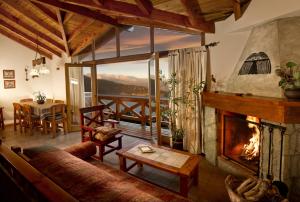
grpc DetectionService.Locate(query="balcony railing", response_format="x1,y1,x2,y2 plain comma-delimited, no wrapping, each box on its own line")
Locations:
96,94,169,126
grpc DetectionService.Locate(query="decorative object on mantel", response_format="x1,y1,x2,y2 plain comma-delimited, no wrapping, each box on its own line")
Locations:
275,61,300,100
34,91,46,104
3,70,15,79
225,175,288,202
26,36,50,79
239,52,271,75
4,80,15,89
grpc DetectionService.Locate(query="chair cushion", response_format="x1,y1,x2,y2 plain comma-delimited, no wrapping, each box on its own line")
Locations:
45,113,63,121
93,126,120,141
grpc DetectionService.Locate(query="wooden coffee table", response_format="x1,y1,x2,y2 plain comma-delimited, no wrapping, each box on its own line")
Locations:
116,143,199,197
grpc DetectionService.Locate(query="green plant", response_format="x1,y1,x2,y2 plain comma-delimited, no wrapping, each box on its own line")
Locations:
160,72,205,142
276,61,300,89
34,91,46,102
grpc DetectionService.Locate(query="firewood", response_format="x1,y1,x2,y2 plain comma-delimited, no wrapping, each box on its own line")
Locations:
236,178,256,195
243,179,262,198
245,181,268,201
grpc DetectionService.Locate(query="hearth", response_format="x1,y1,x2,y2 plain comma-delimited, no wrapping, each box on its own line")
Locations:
221,112,260,174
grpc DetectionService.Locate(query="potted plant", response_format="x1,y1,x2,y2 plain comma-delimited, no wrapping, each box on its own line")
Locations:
276,61,300,99
34,91,46,104
161,72,205,150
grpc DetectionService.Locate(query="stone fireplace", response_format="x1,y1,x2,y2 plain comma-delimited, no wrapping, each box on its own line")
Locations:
202,17,300,200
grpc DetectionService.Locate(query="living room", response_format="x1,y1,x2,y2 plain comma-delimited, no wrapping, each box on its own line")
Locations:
0,0,300,202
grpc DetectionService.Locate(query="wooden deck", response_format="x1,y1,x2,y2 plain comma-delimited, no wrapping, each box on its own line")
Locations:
118,121,169,140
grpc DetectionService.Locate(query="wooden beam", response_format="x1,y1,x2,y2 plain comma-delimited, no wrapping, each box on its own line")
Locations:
134,0,153,15
150,26,154,53
56,10,70,56
118,17,200,35
180,0,207,28
0,28,52,59
92,0,104,6
2,0,61,39
0,18,61,57
232,0,242,20
63,12,74,24
0,7,65,51
200,32,205,46
51,0,215,33
31,1,58,24
67,18,94,43
83,53,153,65
115,27,120,57
71,30,102,56
74,28,115,56
31,0,120,26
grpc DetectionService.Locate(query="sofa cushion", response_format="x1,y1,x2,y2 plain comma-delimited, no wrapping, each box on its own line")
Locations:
28,149,189,202
64,141,96,160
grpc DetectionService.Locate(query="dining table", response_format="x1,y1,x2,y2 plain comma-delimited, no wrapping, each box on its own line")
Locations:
20,101,61,120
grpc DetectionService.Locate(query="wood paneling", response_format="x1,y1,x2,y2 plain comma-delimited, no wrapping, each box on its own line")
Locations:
202,91,300,124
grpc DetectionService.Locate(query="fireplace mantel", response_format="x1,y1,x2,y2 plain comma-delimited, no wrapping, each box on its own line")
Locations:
202,92,300,124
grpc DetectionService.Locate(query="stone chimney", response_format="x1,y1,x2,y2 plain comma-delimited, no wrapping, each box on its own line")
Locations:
226,17,300,98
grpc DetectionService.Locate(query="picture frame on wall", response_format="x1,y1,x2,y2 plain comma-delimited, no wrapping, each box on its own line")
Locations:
3,70,15,79
4,80,15,89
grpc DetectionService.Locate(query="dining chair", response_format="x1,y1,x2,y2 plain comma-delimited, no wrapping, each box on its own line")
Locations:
20,98,33,103
21,104,40,134
43,104,67,138
13,103,24,133
0,107,4,130
46,99,53,103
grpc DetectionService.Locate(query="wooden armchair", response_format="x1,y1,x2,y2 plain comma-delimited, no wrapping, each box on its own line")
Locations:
79,105,123,161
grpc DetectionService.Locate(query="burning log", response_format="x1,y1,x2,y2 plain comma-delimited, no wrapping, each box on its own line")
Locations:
241,116,260,161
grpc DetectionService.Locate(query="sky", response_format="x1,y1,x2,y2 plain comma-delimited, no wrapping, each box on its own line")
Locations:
81,26,202,79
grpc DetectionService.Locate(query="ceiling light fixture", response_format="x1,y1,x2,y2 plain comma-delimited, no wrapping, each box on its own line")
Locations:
29,36,50,78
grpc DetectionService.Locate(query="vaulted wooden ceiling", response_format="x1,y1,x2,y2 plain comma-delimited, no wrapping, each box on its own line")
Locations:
0,0,251,59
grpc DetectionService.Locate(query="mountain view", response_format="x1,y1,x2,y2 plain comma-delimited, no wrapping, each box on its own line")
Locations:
84,74,168,97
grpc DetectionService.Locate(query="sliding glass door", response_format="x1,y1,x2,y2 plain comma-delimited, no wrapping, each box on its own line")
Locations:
65,64,93,132
148,53,162,144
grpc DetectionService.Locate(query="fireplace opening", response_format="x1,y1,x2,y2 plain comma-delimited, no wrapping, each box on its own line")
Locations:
222,112,260,173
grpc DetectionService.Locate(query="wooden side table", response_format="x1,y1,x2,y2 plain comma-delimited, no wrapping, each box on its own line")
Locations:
0,107,4,129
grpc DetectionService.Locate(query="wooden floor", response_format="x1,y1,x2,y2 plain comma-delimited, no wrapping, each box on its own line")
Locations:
0,125,230,202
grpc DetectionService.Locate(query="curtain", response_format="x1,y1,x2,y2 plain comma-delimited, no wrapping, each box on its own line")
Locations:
168,47,207,154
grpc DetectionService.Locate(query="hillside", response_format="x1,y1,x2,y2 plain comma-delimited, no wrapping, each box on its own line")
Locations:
84,75,167,97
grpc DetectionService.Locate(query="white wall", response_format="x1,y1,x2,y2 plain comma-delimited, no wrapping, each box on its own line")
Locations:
0,35,69,123
206,0,300,89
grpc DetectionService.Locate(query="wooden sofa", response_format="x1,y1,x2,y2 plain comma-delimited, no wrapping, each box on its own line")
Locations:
0,140,189,202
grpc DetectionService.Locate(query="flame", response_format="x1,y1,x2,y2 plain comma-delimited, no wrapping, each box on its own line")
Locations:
242,116,260,160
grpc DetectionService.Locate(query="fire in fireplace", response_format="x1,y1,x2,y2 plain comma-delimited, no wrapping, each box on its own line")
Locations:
222,112,260,173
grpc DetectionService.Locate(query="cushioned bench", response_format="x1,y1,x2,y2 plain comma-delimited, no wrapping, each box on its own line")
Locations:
23,142,190,202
